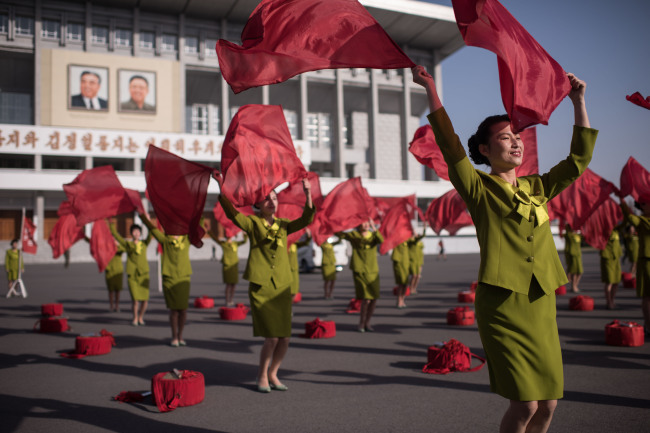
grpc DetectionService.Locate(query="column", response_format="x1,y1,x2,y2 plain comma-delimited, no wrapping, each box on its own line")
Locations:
334,70,345,178
262,85,269,105
84,1,92,51
400,68,411,180
433,49,443,104
178,14,186,132
34,194,44,241
34,0,42,125
299,74,308,140
368,70,379,179
220,19,229,133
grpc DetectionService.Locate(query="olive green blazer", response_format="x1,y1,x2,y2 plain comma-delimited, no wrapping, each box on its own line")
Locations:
428,108,598,295
209,232,247,266
600,230,622,259
110,224,152,277
564,232,582,257
622,202,650,258
407,234,424,265
220,195,315,288
391,241,410,265
4,249,23,273
104,245,125,279
141,216,192,280
321,238,341,267
338,231,384,278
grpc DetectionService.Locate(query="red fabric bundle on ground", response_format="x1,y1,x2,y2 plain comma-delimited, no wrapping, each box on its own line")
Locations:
61,330,116,359
426,190,473,235
379,195,415,255
569,295,594,311
90,219,117,273
34,317,69,333
605,320,644,347
619,157,650,202
621,272,636,289
216,0,414,93
113,391,147,403
221,105,306,207
408,125,449,180
48,212,85,259
219,304,250,321
151,370,205,413
626,91,650,110
302,318,336,339
144,146,213,248
194,296,215,309
446,307,475,326
423,339,485,374
452,0,570,132
470,281,478,292
580,198,622,251
555,285,567,296
457,291,475,303
346,298,361,314
41,303,63,317
514,127,539,176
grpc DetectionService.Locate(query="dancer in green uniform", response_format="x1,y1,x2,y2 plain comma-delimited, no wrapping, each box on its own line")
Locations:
217,175,315,393
600,228,622,309
205,227,248,306
337,220,383,332
624,225,639,274
413,65,596,433
391,240,410,308
408,224,426,294
320,237,342,299
140,213,192,347
288,231,312,302
110,222,153,325
104,242,125,312
621,198,650,334
4,239,23,294
563,224,583,293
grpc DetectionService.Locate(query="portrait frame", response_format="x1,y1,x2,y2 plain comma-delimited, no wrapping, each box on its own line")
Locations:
68,65,109,112
118,69,157,114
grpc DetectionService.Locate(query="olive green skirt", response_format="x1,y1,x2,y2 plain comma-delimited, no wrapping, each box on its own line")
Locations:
353,272,380,300
162,277,191,310
565,253,583,275
393,261,410,285
409,260,421,276
475,279,563,401
637,257,650,298
600,257,621,284
627,248,639,263
222,263,239,285
249,282,292,337
105,274,123,292
289,268,300,295
322,263,337,281
128,273,149,301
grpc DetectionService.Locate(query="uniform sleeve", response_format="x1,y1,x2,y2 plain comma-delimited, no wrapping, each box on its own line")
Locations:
373,231,384,246
287,204,316,235
237,233,248,246
219,194,253,233
621,201,641,227
109,222,127,249
143,229,153,246
140,215,166,243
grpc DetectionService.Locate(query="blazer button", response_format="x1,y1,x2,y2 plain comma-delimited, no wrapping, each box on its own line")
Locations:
271,265,275,269
527,235,534,242
526,256,534,263
272,255,276,258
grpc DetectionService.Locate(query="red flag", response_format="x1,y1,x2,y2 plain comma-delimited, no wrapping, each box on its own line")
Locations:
361,187,380,223
212,201,253,239
63,166,144,226
90,219,117,273
514,127,539,176
312,177,371,246
452,0,570,132
144,145,213,248
620,157,650,202
408,125,449,180
21,217,38,255
626,92,650,110
379,196,415,255
425,189,474,235
550,169,618,231
48,213,85,259
216,0,414,94
277,172,324,209
221,105,307,207
580,198,623,250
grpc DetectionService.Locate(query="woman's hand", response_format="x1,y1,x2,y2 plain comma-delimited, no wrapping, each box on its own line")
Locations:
411,65,443,112
303,177,313,208
212,170,223,190
566,73,590,128
369,218,377,232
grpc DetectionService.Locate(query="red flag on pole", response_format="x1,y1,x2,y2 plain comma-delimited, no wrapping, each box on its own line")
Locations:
90,219,117,273
626,92,650,110
408,125,449,181
619,156,650,202
221,105,307,207
379,195,415,255
216,0,415,94
21,216,38,255
514,127,539,176
452,0,570,132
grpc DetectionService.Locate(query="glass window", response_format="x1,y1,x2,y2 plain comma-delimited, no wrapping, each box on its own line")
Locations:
15,16,34,36
185,36,198,54
283,110,298,140
115,28,132,47
204,38,218,57
41,19,60,39
0,15,8,34
191,104,209,135
343,113,352,147
211,106,220,135
306,112,331,148
92,26,108,44
161,33,177,51
66,22,84,42
139,31,154,49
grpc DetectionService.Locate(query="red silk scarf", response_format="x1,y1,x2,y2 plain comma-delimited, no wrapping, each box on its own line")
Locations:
90,219,118,273
378,195,415,255
408,125,449,181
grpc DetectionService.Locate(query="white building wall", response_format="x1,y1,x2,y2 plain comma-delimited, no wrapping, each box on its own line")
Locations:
375,113,402,180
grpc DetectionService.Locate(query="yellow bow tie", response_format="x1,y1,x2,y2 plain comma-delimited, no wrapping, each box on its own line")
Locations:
263,220,283,248
134,241,143,255
510,185,549,227
570,233,581,243
290,244,297,253
171,237,185,250
610,231,619,242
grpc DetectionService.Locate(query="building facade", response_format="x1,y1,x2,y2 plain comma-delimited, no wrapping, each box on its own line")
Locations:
0,0,467,261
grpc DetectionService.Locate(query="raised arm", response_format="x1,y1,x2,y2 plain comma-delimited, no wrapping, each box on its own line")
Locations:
139,212,165,243
143,227,153,246
621,199,641,227
567,73,589,128
287,177,316,234
213,171,254,233
108,219,127,249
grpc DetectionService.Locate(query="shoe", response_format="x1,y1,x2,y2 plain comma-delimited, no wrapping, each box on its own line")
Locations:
170,341,180,347
357,327,365,333
138,320,145,326
365,326,375,332
256,382,271,393
179,340,187,346
131,321,139,327
270,383,288,391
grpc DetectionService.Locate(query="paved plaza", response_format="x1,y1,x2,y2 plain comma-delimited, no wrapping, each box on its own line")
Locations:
1,251,649,432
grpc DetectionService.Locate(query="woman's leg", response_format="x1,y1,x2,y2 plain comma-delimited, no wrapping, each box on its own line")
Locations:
108,291,115,311
115,291,120,312
138,300,148,324
610,283,618,308
573,273,582,292
411,271,422,294
268,337,290,386
500,400,537,433
364,300,377,330
359,300,369,331
642,297,650,333
169,310,179,343
177,309,187,342
257,337,279,387
525,400,557,433
132,300,139,325
604,283,614,308
397,284,407,308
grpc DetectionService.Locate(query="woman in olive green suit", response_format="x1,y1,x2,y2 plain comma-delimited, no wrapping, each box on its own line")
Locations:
563,224,583,293
413,65,596,433
110,222,153,325
621,198,650,334
288,231,312,302
104,242,125,312
140,213,192,347
337,220,384,332
624,225,639,274
320,237,342,299
217,175,314,393
205,228,248,306
391,240,410,308
407,224,426,294
600,228,622,309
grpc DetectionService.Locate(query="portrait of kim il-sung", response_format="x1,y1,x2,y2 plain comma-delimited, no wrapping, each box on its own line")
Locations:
68,65,109,111
118,69,156,114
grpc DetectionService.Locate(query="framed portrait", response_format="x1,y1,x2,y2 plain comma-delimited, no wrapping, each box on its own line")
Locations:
68,65,109,111
118,69,157,114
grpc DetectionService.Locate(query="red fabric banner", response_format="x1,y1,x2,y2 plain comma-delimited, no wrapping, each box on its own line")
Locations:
425,189,474,235
22,216,38,255
408,125,449,180
277,172,324,209
90,219,118,273
514,127,538,176
379,195,415,255
48,213,85,259
626,92,650,110
221,105,307,207
216,0,414,94
620,156,650,202
550,168,618,230
144,146,213,248
63,165,143,226
311,177,371,246
452,0,570,132
580,198,623,250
